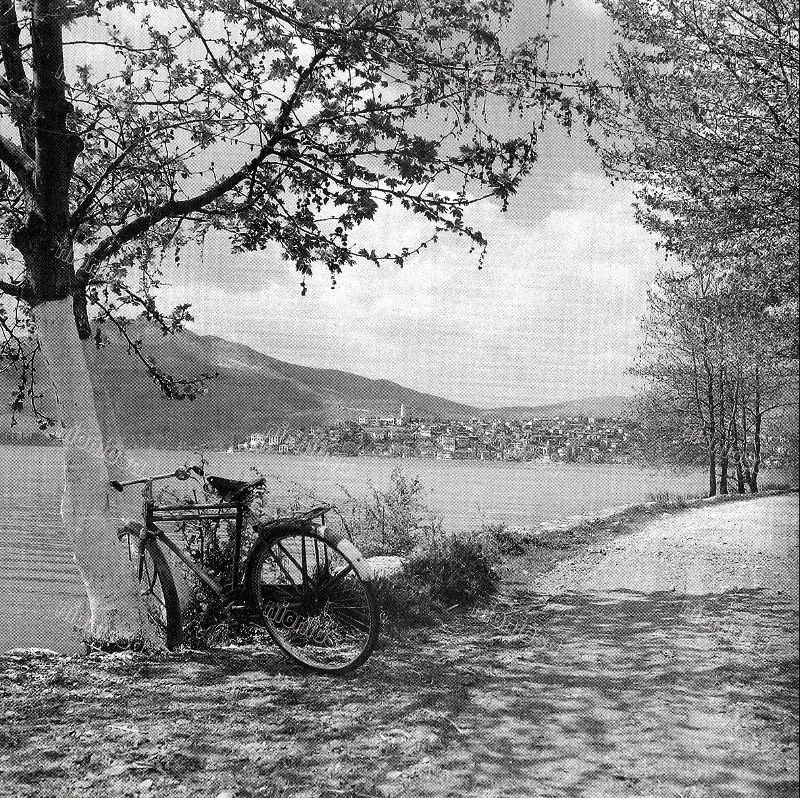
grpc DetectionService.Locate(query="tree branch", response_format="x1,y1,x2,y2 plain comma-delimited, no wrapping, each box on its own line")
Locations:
78,48,328,283
0,132,36,198
0,0,33,154
70,137,144,232
0,277,33,302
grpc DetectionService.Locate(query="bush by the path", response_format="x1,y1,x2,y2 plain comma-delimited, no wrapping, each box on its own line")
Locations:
373,533,500,629
339,466,443,556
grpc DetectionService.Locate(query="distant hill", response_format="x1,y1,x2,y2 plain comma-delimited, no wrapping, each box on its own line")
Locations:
1,320,631,447
3,320,479,448
487,395,633,420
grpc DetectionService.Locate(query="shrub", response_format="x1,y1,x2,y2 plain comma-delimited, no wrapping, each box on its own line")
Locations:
481,522,530,556
176,479,263,648
375,533,500,630
646,491,695,509
759,480,797,492
180,519,238,649
338,467,443,556
408,535,500,603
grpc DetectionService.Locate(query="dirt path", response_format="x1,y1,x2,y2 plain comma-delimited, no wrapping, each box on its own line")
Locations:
1,495,797,798
535,494,799,602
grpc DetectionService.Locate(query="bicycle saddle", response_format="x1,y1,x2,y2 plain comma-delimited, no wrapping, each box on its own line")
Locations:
207,475,266,501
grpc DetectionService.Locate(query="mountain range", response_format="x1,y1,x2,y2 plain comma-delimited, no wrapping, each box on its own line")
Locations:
3,319,630,447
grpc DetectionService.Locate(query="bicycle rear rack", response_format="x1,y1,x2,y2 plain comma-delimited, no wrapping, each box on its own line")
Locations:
151,502,240,525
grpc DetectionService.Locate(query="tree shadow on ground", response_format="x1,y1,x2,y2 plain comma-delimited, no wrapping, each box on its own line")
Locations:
0,589,797,798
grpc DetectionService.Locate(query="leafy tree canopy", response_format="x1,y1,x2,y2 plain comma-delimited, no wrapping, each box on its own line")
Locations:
586,0,799,313
0,0,582,406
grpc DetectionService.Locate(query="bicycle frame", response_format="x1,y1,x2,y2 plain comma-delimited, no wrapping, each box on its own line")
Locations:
116,471,342,602
139,477,247,601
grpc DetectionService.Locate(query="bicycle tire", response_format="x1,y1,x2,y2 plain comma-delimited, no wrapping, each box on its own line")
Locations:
245,529,379,674
122,531,183,650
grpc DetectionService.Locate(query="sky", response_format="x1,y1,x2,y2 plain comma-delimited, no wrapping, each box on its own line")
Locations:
151,1,666,409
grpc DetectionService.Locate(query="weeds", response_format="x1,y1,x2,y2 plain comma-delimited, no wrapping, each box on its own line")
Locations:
181,519,238,649
481,522,530,556
645,491,697,509
374,533,500,630
177,480,262,649
335,467,444,556
335,469,500,629
759,480,798,493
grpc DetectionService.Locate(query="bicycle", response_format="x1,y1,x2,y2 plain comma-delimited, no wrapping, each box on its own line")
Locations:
111,465,379,674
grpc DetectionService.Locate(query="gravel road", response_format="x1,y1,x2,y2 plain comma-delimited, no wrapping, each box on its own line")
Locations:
535,494,799,603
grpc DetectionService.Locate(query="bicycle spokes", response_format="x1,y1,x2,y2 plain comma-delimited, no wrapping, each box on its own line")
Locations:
250,531,378,673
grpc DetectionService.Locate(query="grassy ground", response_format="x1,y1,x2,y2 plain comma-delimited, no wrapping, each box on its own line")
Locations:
1,490,797,798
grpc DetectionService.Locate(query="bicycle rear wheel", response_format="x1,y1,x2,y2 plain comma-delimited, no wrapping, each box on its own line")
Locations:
246,530,379,674
123,532,182,650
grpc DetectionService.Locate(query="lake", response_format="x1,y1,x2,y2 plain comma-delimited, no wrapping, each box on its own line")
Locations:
0,445,716,652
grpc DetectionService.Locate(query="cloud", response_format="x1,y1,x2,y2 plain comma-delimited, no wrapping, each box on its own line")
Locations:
156,166,660,408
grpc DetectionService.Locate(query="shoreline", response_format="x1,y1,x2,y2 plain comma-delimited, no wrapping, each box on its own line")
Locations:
1,441,795,476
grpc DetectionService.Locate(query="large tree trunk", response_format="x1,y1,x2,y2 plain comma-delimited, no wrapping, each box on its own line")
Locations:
35,296,161,647
0,1,169,648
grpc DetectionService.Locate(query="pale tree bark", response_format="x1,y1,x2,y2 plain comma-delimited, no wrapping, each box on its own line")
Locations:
35,296,162,647
85,343,194,613
3,0,163,648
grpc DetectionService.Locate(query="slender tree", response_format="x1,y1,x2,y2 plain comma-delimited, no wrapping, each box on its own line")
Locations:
632,265,796,495
631,267,720,494
0,0,579,646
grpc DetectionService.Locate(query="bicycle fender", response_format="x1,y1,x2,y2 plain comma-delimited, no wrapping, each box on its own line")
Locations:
323,528,373,581
116,518,145,541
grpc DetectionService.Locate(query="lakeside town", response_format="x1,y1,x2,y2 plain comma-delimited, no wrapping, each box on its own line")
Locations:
228,404,796,467
4,401,792,469
230,405,643,463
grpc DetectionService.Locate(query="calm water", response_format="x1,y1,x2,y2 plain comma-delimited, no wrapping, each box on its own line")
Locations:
0,445,713,651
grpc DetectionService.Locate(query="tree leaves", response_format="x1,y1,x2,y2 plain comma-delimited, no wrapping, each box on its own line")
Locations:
587,0,799,297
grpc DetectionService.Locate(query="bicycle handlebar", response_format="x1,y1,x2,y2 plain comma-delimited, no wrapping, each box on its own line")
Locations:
109,465,204,492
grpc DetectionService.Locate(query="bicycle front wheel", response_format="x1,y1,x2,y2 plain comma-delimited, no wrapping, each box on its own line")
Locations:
246,530,379,674
123,532,182,650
